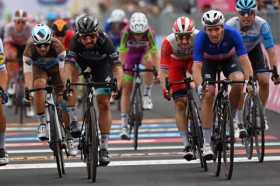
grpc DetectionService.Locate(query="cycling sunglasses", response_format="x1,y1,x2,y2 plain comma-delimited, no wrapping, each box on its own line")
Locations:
35,43,50,48
54,31,66,37
238,10,255,16
79,32,98,40
15,20,26,24
175,33,192,40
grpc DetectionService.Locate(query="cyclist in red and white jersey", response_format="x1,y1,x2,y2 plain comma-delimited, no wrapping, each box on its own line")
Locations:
3,9,32,113
160,16,199,160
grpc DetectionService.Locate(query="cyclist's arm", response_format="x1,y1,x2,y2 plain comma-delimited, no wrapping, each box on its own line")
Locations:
23,56,33,89
107,37,123,90
239,55,253,79
192,32,204,86
118,31,129,65
147,30,159,70
260,22,278,69
159,39,171,89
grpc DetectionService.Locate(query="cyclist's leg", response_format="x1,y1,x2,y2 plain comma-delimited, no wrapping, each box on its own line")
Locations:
0,101,8,166
33,65,49,141
248,44,269,128
224,56,245,137
64,62,81,137
120,56,135,139
201,60,217,159
4,43,19,106
142,52,155,110
172,90,194,159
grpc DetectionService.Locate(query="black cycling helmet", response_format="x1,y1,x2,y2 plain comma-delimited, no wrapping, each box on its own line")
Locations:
75,14,99,34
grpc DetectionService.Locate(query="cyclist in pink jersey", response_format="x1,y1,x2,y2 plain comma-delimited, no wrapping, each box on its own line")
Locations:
118,12,159,139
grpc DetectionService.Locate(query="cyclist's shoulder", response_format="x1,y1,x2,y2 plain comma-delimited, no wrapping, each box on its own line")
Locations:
226,16,239,26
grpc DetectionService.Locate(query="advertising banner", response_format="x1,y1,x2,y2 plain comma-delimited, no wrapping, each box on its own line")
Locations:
197,0,236,12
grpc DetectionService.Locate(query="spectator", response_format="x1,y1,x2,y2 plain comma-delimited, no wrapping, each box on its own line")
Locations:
272,0,280,9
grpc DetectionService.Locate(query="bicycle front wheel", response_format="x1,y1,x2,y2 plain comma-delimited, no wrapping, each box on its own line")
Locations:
253,95,265,162
49,105,65,178
243,94,254,159
86,105,99,182
221,102,234,180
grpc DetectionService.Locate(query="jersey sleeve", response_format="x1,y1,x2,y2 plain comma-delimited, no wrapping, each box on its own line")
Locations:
65,38,79,63
3,25,13,43
231,29,247,56
192,31,205,63
260,21,275,49
105,37,120,65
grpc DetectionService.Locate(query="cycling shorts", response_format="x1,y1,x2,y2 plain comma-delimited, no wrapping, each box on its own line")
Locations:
248,44,268,73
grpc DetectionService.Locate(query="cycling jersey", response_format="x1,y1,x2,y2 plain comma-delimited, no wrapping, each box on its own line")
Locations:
65,31,120,93
63,30,75,50
4,22,32,46
226,16,274,52
193,25,247,63
23,37,66,71
104,21,127,48
0,39,5,71
160,32,198,93
119,26,157,69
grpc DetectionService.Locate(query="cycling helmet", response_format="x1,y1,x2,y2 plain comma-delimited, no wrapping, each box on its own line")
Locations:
108,9,127,23
13,9,28,21
201,10,225,28
52,19,68,36
75,14,99,34
32,24,52,44
172,16,195,34
129,12,148,33
236,0,257,11
46,12,59,22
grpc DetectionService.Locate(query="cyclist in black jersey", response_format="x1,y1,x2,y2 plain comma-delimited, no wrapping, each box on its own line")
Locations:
65,14,123,166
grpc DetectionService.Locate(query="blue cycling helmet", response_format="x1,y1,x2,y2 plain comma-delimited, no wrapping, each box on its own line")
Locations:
236,0,257,11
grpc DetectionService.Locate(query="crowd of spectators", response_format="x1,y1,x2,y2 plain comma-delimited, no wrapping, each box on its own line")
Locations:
257,0,280,11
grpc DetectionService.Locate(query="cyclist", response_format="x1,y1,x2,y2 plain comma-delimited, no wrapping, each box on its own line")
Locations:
52,19,80,155
0,39,9,166
65,14,123,166
226,0,280,130
160,16,198,160
23,24,66,143
119,12,158,139
104,9,128,48
104,9,128,104
192,10,253,159
3,10,33,115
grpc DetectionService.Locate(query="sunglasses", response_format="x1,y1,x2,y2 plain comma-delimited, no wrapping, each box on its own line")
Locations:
238,10,254,16
175,33,192,40
35,43,50,48
79,33,98,40
15,20,26,24
54,32,66,37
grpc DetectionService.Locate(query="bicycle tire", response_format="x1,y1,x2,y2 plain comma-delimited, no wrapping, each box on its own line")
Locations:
212,99,222,177
254,95,265,162
189,100,205,170
86,105,99,182
131,87,143,151
243,94,254,159
48,105,65,178
221,102,234,180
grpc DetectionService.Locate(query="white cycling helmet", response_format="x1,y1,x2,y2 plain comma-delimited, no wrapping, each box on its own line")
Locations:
129,12,149,33
201,10,225,28
32,24,52,44
108,9,126,23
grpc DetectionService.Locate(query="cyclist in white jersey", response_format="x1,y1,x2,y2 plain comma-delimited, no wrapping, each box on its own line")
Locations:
227,0,280,130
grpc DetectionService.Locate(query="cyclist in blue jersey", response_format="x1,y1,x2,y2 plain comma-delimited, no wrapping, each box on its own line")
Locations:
192,10,253,160
104,9,128,49
227,0,280,130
